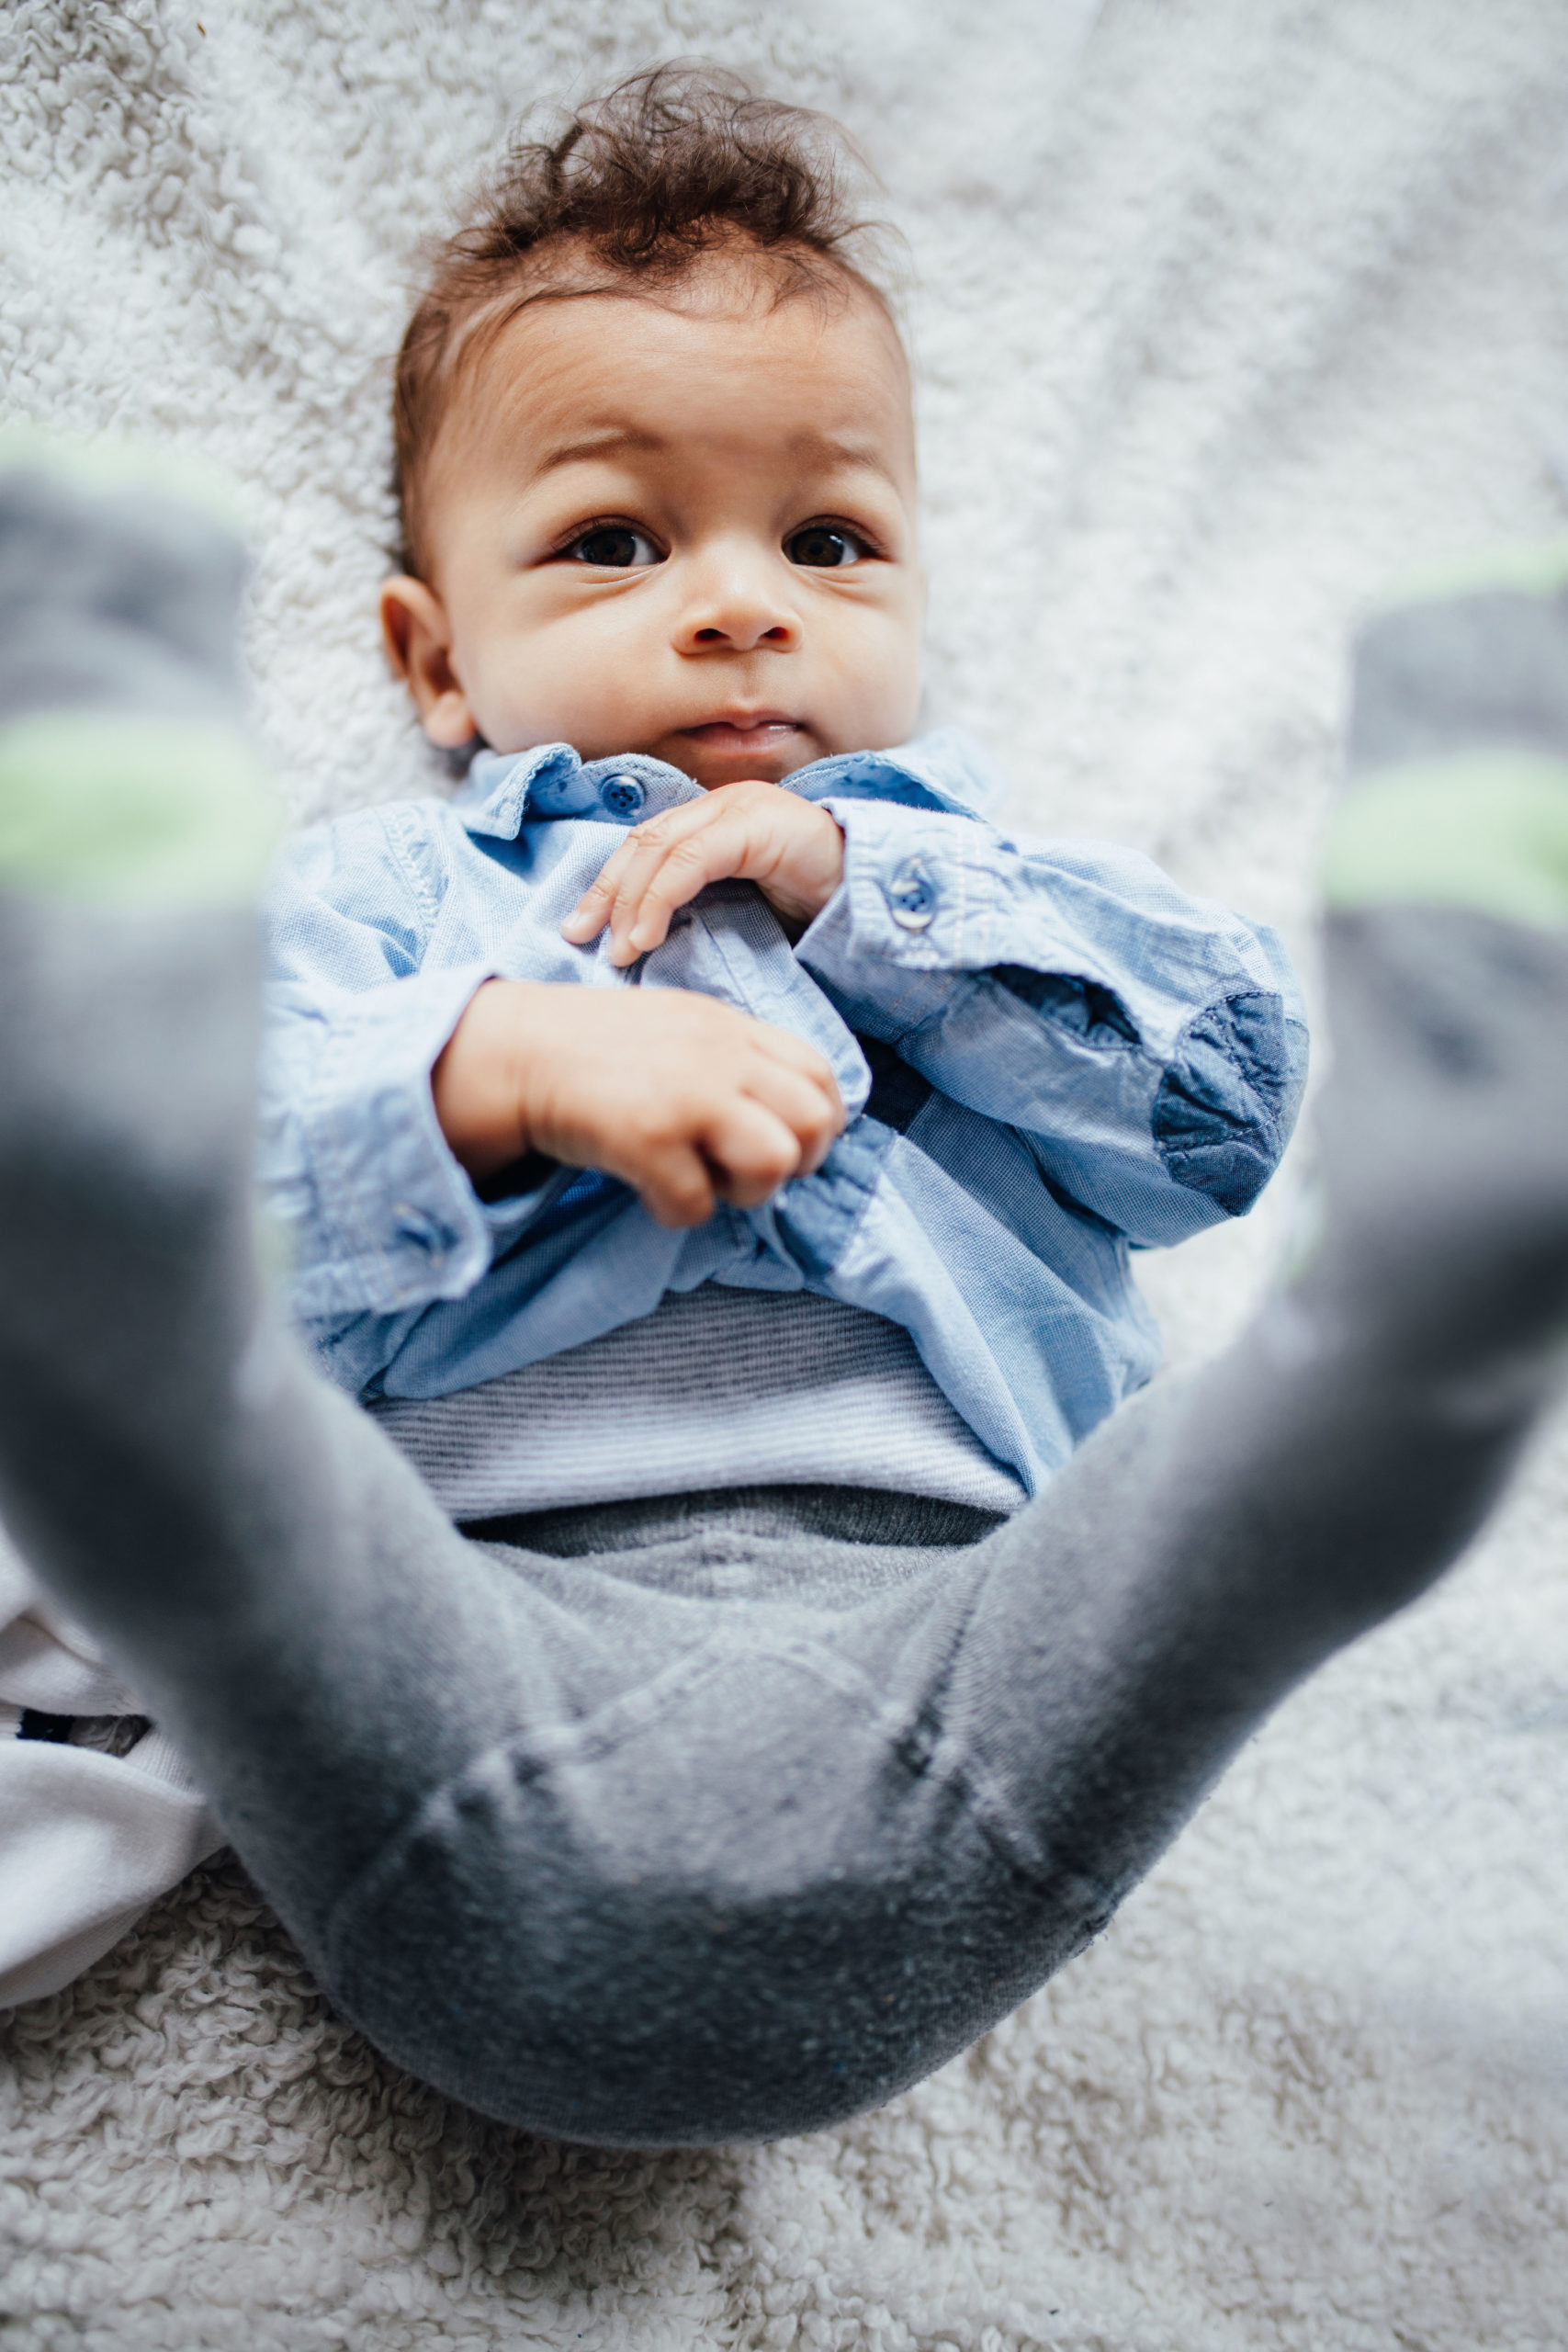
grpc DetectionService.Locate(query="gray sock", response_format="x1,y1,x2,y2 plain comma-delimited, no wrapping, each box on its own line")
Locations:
0,442,277,1655
1304,559,1568,1392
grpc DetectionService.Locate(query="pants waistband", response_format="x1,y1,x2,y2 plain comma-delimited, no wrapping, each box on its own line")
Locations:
459,1482,1007,1559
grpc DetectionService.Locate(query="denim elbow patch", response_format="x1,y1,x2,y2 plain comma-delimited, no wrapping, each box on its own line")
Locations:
991,965,1140,1046
1154,991,1308,1215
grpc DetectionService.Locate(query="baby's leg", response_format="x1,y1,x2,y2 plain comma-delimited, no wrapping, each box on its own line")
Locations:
4,441,1566,2149
948,565,1568,1909
0,444,590,1965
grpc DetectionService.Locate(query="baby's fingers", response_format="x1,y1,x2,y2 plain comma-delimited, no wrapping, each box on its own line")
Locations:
560,820,686,949
608,823,741,965
561,801,753,966
559,819,699,958
742,1052,845,1175
636,1144,720,1229
700,1097,814,1210
558,855,626,946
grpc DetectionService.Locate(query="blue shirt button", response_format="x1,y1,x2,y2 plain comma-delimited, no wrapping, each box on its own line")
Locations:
886,858,936,931
599,773,645,820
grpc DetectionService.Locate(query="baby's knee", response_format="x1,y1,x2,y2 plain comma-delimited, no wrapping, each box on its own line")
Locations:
318,1728,1075,2145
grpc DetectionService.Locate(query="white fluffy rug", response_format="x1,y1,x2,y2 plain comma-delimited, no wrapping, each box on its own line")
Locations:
5,1,1568,2343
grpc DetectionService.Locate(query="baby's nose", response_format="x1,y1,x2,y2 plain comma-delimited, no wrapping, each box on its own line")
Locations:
672,550,799,653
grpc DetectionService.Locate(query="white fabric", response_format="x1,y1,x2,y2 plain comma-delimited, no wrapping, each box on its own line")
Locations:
0,1532,223,2007
375,1284,1027,1519
4,1,1568,2346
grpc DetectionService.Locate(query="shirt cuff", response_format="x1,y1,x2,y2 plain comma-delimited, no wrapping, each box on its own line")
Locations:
797,798,1019,1033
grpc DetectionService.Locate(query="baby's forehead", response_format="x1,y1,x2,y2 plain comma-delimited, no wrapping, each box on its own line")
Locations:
446,254,915,481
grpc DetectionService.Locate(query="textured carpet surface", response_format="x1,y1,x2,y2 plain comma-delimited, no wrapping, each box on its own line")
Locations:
4,2,1568,2344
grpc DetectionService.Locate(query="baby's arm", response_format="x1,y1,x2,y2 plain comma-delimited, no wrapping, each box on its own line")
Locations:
799,796,1307,1243
260,801,843,1361
561,780,1306,1247
432,978,842,1227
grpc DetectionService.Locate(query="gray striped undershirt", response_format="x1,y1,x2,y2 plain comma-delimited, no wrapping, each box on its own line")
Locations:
371,1283,1026,1521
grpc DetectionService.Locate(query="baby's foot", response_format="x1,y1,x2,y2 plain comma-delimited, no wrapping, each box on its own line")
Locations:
0,427,276,905
1303,546,1568,1382
0,436,279,1515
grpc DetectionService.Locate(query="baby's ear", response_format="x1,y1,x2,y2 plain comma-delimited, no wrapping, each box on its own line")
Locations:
379,575,476,749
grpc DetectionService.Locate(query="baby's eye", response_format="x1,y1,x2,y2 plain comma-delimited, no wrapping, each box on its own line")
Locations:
564,525,662,569
784,523,873,570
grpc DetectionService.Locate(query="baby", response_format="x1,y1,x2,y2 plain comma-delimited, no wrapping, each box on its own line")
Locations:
261,67,1303,1527
4,68,1564,2151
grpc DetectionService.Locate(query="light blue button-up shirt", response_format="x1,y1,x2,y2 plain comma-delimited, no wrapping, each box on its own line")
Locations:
260,728,1307,1498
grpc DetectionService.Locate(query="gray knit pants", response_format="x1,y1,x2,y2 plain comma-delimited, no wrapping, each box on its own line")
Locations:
1,453,1564,2146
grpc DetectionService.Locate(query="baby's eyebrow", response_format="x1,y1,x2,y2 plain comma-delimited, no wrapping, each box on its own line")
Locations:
531,425,665,475
527,423,903,489
785,430,902,487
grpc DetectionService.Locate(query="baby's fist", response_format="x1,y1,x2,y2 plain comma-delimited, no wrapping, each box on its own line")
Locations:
561,779,845,967
431,979,846,1228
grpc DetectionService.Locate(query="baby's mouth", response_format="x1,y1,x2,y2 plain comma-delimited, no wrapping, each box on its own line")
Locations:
678,714,803,756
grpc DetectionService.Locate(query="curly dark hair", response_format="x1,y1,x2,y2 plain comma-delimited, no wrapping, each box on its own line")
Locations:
392,64,897,575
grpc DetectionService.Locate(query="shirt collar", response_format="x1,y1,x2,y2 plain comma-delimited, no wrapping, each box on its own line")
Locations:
453,726,1007,842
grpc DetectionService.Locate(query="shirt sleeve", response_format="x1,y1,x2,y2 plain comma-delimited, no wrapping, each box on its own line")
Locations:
795,796,1309,1246
258,809,563,1328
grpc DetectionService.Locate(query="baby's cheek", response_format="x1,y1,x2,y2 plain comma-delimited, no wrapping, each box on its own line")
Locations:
819,611,923,752
459,651,545,758
464,617,638,759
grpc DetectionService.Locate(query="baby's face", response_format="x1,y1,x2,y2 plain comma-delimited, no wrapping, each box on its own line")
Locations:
386,260,923,788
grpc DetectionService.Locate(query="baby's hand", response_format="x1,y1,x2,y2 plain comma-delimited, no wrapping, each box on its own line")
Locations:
560,780,845,967
432,979,845,1227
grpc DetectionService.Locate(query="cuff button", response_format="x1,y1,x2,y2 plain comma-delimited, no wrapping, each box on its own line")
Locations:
886,857,937,930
